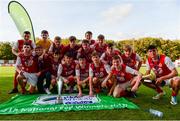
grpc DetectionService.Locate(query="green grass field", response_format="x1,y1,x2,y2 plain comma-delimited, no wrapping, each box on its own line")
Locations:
0,66,180,120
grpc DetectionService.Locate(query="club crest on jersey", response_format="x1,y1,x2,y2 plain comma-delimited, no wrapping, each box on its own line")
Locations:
100,68,104,72
120,72,125,76
159,63,162,67
25,58,33,66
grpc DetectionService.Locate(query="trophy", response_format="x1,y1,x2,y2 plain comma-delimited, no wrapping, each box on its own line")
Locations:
56,76,63,104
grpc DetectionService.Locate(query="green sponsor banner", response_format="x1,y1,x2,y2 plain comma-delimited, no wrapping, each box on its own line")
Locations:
8,1,35,42
0,94,139,115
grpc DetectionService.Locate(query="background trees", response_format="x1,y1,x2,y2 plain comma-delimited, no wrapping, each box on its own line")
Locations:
0,37,179,62
0,42,15,60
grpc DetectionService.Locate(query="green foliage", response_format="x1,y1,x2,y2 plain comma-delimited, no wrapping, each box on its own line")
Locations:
114,37,180,61
0,38,179,61
0,42,16,60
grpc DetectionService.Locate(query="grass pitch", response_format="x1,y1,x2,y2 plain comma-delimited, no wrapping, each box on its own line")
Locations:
0,66,180,120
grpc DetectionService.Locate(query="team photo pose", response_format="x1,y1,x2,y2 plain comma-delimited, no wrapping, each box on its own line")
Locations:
101,55,142,98
121,45,142,71
9,31,36,94
100,43,122,66
57,52,76,93
89,52,111,97
48,36,64,59
91,34,107,57
35,46,52,94
63,36,81,61
84,31,95,45
77,39,94,63
75,55,90,97
49,51,61,93
36,30,52,53
143,45,180,105
16,42,38,94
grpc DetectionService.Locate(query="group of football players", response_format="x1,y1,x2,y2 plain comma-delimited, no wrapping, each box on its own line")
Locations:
9,30,180,105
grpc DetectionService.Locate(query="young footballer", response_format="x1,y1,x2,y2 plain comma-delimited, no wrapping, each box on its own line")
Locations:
143,45,180,105
91,34,107,57
48,36,64,59
16,42,38,94
76,55,89,97
101,55,142,98
77,39,94,63
50,51,61,93
89,52,111,97
100,43,122,66
57,52,76,93
84,31,95,45
64,36,81,60
121,45,142,70
35,46,51,94
9,31,36,94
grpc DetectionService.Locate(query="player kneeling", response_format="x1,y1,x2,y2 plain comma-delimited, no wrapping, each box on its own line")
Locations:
57,52,76,93
76,55,89,97
102,55,142,98
89,52,111,97
16,42,38,94
49,51,61,93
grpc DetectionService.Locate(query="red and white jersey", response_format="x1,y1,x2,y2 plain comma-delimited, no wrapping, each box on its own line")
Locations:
89,39,96,45
89,61,110,78
50,59,61,77
111,64,138,83
16,53,38,73
146,55,175,78
58,61,76,77
100,50,121,65
64,44,81,60
49,43,64,54
13,39,36,52
37,54,51,75
76,63,89,79
78,48,94,63
121,53,141,69
91,43,107,57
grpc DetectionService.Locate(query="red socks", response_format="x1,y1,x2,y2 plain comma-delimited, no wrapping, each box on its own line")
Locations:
156,86,163,93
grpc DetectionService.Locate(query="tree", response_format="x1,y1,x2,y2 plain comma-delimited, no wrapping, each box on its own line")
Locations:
0,42,15,60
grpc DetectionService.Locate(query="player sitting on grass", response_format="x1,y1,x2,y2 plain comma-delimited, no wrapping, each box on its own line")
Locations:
143,45,180,105
101,55,142,98
16,42,38,94
89,52,110,97
57,52,76,93
75,55,89,97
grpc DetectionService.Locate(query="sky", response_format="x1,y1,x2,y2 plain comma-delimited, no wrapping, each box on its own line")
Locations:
0,0,180,42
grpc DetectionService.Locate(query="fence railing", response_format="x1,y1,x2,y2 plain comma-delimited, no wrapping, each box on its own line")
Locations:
0,60,180,67
0,60,16,66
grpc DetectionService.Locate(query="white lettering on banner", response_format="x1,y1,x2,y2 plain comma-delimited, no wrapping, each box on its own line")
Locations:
33,95,100,105
0,101,130,114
